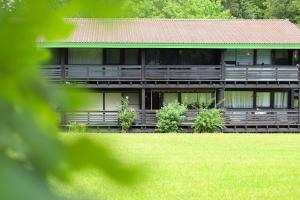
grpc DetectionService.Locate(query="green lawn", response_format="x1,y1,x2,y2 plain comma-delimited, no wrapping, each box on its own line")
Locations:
53,134,300,200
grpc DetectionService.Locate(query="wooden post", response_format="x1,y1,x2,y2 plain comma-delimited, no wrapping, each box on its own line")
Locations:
217,89,225,109
61,48,67,80
141,49,146,81
291,89,295,109
141,88,146,125
220,49,225,80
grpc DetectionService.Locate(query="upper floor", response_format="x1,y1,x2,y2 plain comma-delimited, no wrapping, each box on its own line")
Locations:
43,48,300,83
40,18,300,85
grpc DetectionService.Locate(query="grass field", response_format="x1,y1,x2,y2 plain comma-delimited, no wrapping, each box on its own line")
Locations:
53,133,300,200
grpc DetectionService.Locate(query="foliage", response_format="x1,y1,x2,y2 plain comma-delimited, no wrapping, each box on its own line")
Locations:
156,102,187,133
0,1,140,200
221,0,300,25
125,0,232,19
118,98,136,133
68,122,87,133
193,108,225,133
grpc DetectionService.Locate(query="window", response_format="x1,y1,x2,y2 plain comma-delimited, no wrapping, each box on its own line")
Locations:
163,93,178,105
124,49,139,65
257,49,271,65
79,92,103,111
159,49,178,65
123,92,140,110
224,49,254,65
106,49,121,65
44,49,60,65
68,48,103,65
181,49,219,65
146,49,160,65
105,92,122,111
181,92,214,109
274,92,288,108
225,91,253,108
274,50,290,65
256,92,271,108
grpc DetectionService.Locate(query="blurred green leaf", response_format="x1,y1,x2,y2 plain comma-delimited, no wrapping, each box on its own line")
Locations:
0,0,140,200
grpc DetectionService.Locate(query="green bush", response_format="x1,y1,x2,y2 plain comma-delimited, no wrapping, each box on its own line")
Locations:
68,122,87,133
118,98,136,132
156,102,187,133
193,108,225,133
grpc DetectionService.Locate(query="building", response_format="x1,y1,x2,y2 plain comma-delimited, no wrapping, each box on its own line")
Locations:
40,18,300,132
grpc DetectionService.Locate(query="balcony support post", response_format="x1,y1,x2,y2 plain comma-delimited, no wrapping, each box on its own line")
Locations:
60,48,67,81
217,88,225,109
220,49,225,80
141,88,146,126
141,49,146,81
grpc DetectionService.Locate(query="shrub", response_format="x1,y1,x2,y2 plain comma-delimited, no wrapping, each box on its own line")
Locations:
118,98,136,132
193,108,225,133
68,122,86,133
156,102,187,133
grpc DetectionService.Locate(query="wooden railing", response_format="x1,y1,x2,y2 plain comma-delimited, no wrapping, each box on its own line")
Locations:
66,65,142,80
145,65,221,80
225,65,299,81
41,65,61,80
225,109,299,125
65,109,299,127
42,64,299,82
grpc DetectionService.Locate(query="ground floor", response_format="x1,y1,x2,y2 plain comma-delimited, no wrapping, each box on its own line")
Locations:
64,88,300,132
54,133,300,200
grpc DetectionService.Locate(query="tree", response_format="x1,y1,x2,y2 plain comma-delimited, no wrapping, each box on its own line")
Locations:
126,0,232,19
265,0,300,25
221,0,266,19
0,1,140,200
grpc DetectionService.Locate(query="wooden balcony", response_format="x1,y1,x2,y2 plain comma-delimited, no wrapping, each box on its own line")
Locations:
64,109,299,128
225,65,299,81
42,64,300,83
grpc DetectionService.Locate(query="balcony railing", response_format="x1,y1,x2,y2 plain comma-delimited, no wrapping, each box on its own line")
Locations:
42,64,300,82
225,65,299,81
64,109,299,127
145,65,221,80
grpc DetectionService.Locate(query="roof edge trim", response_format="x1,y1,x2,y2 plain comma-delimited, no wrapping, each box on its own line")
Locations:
37,42,300,49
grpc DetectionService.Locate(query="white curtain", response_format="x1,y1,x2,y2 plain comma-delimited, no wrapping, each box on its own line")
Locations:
181,93,214,108
163,93,178,105
256,92,271,108
68,48,103,65
225,91,253,108
274,92,288,108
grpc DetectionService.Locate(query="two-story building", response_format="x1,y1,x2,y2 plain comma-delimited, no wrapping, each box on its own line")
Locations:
40,18,300,132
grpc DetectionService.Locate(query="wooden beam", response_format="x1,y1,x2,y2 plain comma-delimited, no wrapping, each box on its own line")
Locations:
141,49,146,81
60,48,67,80
217,88,224,109
141,88,146,125
298,89,300,124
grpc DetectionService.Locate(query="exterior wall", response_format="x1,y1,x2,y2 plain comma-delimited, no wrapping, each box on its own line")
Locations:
44,47,300,132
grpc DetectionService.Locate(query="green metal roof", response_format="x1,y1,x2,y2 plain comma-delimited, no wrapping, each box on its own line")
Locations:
38,42,300,49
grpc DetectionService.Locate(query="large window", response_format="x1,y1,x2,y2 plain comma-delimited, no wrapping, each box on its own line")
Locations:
256,92,271,108
224,49,254,65
257,49,271,65
106,49,121,65
44,49,60,65
123,92,140,110
181,92,214,109
124,49,139,65
225,91,253,108
163,93,178,105
68,48,103,65
181,49,220,65
274,50,290,65
274,92,288,108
